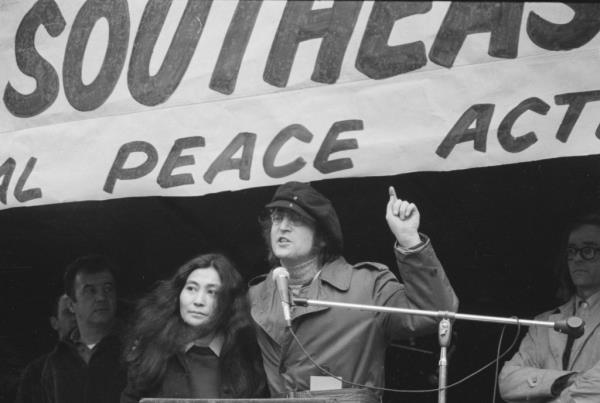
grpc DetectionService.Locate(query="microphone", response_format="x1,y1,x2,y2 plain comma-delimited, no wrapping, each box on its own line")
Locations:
272,267,292,327
554,316,585,339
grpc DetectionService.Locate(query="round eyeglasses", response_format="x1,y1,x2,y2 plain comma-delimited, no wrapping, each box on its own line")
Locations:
567,246,600,261
269,209,307,227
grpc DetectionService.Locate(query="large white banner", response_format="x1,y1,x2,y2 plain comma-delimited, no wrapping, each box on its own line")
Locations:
1,1,599,210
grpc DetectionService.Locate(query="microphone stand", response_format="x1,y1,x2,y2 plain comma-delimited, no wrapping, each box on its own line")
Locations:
292,297,584,403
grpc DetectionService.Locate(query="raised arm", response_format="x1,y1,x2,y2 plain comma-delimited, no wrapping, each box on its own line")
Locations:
379,186,459,339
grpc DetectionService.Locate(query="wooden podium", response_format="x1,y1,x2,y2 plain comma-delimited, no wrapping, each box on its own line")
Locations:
140,388,378,403
141,399,331,403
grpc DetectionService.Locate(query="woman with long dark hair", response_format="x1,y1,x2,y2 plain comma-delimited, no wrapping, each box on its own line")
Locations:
121,253,266,402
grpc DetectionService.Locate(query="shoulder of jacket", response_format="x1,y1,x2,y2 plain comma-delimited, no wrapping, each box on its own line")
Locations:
248,273,268,289
533,303,567,321
353,261,388,271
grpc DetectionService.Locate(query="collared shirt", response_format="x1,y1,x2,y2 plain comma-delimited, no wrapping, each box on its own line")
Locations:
574,289,600,322
41,330,125,403
183,333,225,357
164,333,225,399
67,329,100,365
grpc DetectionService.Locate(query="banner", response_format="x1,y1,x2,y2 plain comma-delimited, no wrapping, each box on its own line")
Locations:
1,1,600,210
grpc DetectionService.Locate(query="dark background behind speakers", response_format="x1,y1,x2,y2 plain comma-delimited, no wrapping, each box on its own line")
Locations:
2,154,599,403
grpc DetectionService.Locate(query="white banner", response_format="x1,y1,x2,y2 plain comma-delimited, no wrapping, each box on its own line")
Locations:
1,1,600,210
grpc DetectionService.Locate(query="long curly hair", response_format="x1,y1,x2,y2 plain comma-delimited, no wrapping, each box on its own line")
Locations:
123,253,265,397
555,212,600,302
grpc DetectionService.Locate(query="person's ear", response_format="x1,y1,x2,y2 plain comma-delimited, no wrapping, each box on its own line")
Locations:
49,316,58,331
67,297,76,313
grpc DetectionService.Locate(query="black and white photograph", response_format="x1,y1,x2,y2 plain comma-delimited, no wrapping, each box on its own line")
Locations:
1,2,600,403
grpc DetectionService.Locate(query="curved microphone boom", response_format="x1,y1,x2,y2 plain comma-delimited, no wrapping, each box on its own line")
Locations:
272,267,292,327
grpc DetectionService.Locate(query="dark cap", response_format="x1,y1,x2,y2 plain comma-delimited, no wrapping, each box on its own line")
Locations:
266,181,343,252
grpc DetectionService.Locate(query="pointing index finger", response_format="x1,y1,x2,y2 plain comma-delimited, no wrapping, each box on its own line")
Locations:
388,186,397,200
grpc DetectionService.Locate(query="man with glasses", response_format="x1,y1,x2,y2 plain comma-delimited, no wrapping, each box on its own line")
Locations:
500,213,600,402
248,181,458,400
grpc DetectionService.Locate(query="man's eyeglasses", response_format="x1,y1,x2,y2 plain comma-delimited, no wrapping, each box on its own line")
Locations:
269,209,308,227
567,246,600,261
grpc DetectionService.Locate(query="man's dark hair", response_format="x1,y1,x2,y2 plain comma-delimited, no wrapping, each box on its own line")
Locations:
63,254,118,300
258,210,341,268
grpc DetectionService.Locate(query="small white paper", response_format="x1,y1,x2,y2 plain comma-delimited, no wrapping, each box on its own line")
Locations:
310,376,342,391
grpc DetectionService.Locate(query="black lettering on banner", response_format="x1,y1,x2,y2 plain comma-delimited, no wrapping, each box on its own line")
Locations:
210,0,262,95
157,136,205,188
264,1,362,87
554,90,600,143
0,158,16,205
14,157,42,202
203,132,256,184
3,0,65,117
527,4,600,51
128,0,212,106
263,124,312,178
314,119,362,174
497,97,549,153
103,141,158,193
436,104,495,158
430,2,523,67
63,0,130,111
356,2,431,79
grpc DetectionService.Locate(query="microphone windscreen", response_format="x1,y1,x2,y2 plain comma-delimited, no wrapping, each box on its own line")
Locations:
272,266,290,280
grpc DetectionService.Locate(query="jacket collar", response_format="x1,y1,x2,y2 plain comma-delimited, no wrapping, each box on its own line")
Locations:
319,257,352,291
575,289,600,309
183,333,224,357
252,257,352,293
64,326,119,349
249,258,353,345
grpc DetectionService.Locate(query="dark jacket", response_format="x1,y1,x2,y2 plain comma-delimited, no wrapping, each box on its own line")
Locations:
121,328,267,402
249,236,459,396
121,350,224,403
41,333,126,403
15,354,48,403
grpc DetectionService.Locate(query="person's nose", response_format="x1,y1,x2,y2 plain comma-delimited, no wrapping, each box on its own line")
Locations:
96,289,108,301
279,216,293,231
572,250,585,263
193,290,207,306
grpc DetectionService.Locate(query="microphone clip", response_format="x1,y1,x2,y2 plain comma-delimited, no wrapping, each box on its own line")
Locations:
554,316,585,339
293,297,309,307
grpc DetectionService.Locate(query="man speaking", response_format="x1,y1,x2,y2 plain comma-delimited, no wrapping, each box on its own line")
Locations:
249,181,459,399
